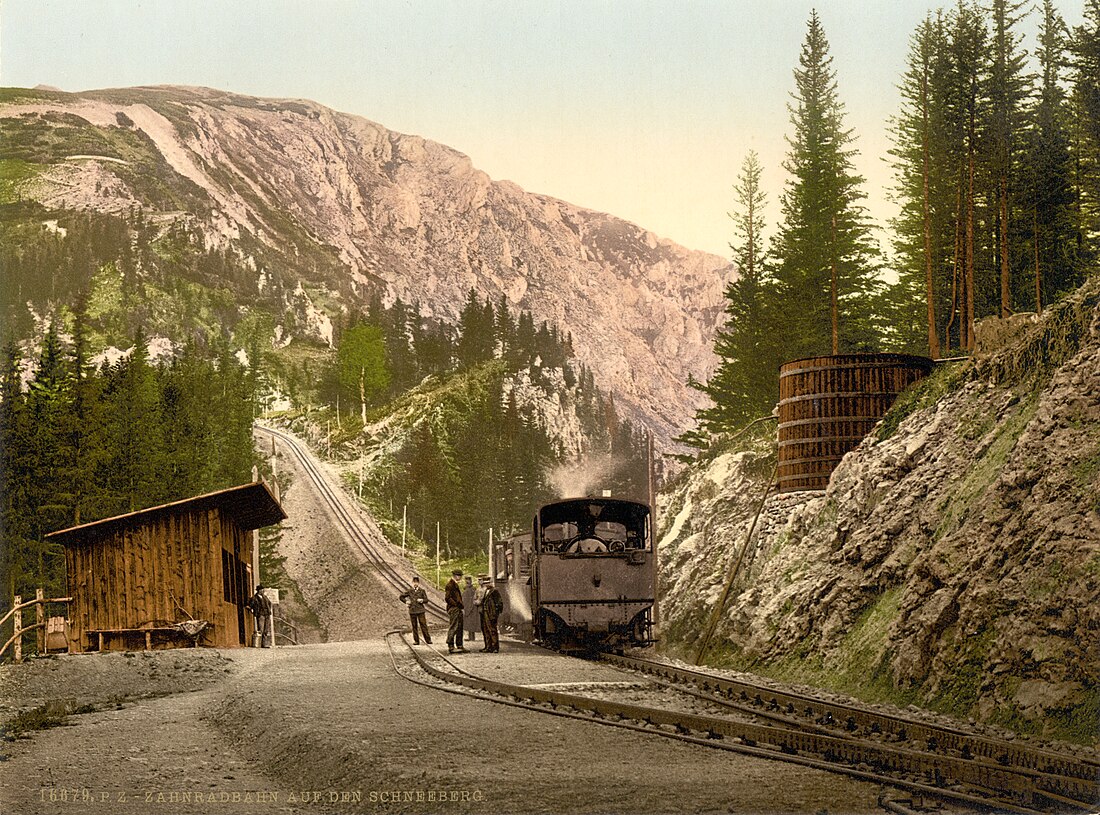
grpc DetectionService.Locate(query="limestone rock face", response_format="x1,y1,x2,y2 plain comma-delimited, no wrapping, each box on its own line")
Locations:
2,86,734,445
659,280,1100,735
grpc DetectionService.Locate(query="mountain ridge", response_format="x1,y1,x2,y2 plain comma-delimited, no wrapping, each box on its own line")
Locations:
0,84,734,445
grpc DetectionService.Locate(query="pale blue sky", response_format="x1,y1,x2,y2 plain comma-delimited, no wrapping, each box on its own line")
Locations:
0,1,1086,259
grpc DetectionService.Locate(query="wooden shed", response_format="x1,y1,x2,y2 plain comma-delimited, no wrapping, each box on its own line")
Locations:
45,481,286,653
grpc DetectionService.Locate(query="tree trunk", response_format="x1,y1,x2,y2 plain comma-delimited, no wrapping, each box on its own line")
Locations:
1000,175,1012,318
358,367,367,425
965,129,976,351
945,181,962,353
922,67,940,358
1034,208,1042,314
831,214,839,355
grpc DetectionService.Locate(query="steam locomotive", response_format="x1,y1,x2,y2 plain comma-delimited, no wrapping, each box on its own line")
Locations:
492,497,656,651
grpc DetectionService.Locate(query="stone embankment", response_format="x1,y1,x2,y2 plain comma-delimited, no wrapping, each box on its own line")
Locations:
659,278,1100,743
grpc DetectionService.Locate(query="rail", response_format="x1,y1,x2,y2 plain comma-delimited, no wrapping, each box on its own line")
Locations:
274,614,300,645
255,425,448,625
601,651,1100,810
387,633,1077,814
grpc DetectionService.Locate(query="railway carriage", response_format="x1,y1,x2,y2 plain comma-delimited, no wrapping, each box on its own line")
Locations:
494,497,656,651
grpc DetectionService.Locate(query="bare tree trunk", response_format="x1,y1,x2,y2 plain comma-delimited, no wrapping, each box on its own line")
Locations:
946,182,962,354
921,67,940,358
358,367,367,425
831,214,839,355
1033,208,1042,314
965,132,976,351
1000,175,1012,318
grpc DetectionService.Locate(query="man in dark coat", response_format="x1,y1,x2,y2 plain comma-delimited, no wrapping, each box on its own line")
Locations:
399,576,432,645
479,580,504,653
445,569,466,654
246,585,273,648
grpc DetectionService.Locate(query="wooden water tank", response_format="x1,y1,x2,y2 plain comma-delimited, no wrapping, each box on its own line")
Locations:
777,354,934,493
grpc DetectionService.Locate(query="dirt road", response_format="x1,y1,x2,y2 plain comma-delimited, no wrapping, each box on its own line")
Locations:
1,429,887,814
2,639,889,815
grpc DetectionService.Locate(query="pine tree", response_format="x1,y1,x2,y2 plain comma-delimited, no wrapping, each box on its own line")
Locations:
695,151,780,434
26,319,76,539
456,290,494,367
770,11,881,360
988,0,1032,318
68,301,107,524
889,12,951,356
337,323,390,424
0,341,32,599
102,329,165,514
1022,0,1081,310
1072,0,1100,243
940,2,993,351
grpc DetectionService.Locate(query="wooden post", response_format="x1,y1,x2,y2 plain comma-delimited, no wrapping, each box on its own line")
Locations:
488,528,494,584
36,588,45,655
252,466,261,589
648,431,659,630
13,594,21,664
435,521,441,587
694,460,778,665
401,505,407,555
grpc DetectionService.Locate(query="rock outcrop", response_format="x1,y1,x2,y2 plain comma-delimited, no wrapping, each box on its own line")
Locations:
1,86,734,445
659,278,1100,739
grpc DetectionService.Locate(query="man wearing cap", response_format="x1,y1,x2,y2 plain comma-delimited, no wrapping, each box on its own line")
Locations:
445,569,466,654
399,576,432,645
246,585,273,648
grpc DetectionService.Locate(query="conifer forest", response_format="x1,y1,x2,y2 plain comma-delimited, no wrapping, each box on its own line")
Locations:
693,1,1100,440
3,0,1100,609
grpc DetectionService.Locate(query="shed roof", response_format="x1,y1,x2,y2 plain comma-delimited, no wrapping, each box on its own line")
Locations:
46,481,286,546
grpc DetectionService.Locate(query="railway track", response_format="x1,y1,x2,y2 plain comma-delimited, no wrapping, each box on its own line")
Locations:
387,632,1096,814
254,424,448,624
258,423,1098,813
599,652,1100,812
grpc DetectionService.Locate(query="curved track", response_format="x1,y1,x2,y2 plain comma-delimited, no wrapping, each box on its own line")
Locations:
257,423,1098,814
600,652,1100,813
255,424,448,624
385,632,1088,815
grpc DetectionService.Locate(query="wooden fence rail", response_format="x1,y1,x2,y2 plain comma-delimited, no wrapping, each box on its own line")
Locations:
1,590,72,664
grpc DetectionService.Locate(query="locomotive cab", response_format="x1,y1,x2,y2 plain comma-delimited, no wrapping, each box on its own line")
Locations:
532,498,655,651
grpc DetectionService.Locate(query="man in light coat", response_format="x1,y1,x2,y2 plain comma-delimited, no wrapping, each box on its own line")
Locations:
462,575,478,643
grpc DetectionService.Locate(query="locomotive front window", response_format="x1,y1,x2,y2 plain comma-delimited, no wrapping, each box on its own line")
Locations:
541,522,577,551
538,499,651,554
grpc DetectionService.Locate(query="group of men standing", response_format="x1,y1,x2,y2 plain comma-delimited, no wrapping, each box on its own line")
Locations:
400,569,503,654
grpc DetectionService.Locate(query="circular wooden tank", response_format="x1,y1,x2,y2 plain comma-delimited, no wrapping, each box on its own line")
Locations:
777,353,934,493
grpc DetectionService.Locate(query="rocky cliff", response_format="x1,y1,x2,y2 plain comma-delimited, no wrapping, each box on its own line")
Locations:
658,277,1100,741
0,85,734,444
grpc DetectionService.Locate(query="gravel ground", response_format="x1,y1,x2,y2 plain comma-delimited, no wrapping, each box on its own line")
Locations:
2,640,894,815
264,430,416,644
0,430,897,815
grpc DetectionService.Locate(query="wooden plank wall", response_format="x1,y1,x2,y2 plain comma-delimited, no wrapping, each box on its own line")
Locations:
777,355,933,492
64,507,256,652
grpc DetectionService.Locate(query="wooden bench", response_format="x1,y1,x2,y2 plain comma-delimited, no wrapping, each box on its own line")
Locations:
88,624,213,652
